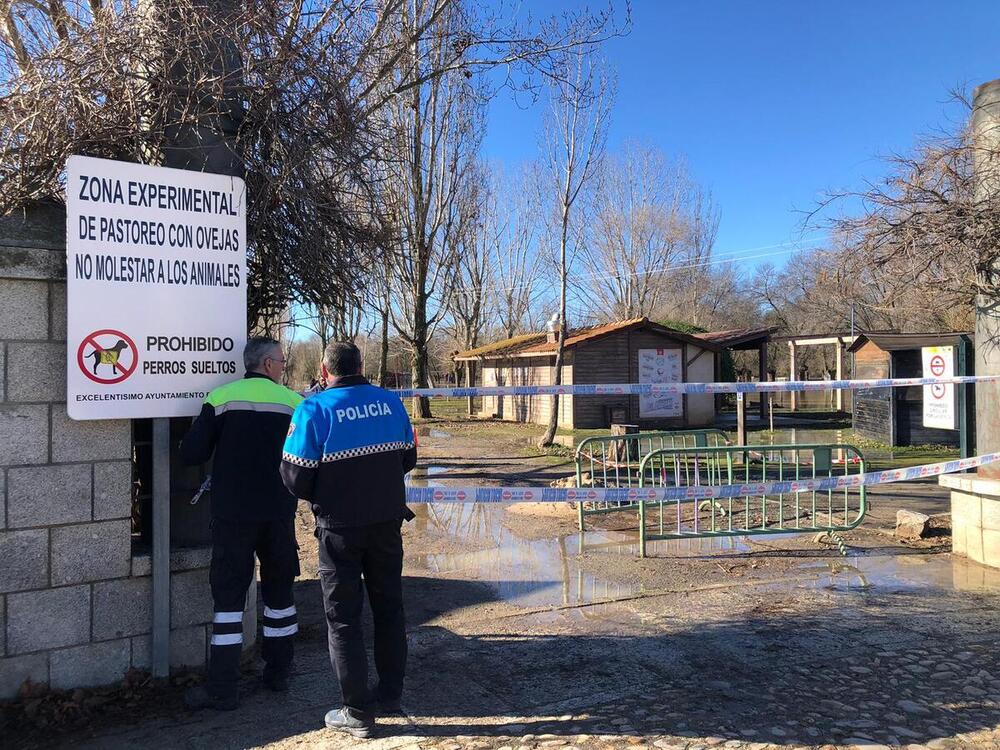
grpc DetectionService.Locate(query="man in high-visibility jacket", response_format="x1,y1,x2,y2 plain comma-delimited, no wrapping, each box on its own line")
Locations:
181,336,304,710
281,341,416,739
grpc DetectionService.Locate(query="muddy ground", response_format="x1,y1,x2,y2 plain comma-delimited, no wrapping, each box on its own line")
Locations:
6,420,1000,750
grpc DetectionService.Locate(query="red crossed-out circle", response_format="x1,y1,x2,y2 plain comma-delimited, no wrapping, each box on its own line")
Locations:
77,329,138,384
929,354,946,377
930,383,948,401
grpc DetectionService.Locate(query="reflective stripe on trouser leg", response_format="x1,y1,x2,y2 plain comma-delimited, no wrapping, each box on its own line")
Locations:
207,611,244,699
263,605,298,638
211,610,245,646
261,603,296,676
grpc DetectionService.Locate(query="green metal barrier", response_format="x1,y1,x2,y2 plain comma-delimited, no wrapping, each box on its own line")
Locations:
630,443,867,557
575,429,730,531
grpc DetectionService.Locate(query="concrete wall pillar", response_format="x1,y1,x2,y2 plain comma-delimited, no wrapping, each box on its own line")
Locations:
974,78,1000,477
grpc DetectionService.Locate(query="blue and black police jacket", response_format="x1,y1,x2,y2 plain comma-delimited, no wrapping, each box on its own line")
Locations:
280,375,417,527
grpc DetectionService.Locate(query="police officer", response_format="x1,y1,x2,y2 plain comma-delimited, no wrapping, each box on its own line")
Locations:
181,337,304,710
281,341,416,739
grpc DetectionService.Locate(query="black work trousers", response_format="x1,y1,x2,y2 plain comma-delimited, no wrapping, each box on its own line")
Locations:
316,519,407,718
207,518,300,700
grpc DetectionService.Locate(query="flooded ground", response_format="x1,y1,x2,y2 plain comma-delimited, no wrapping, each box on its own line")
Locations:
11,422,1000,750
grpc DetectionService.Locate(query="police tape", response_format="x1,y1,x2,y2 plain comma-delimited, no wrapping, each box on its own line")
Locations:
404,451,999,504
395,374,1000,399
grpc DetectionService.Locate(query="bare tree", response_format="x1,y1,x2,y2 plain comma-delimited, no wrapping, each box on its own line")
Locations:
382,1,483,418
449,162,496,411
583,145,692,317
538,54,613,447
494,166,541,338
0,0,627,330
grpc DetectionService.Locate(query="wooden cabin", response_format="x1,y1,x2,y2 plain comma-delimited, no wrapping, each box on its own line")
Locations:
453,318,726,430
849,331,974,448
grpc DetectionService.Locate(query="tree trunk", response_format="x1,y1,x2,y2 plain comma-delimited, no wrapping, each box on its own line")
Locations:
466,360,475,416
540,210,570,447
410,303,432,418
377,303,390,387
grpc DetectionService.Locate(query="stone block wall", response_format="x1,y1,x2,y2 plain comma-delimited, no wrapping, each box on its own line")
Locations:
0,207,253,700
941,473,1000,569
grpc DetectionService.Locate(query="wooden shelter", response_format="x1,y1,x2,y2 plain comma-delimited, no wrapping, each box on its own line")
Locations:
849,331,974,448
454,318,731,430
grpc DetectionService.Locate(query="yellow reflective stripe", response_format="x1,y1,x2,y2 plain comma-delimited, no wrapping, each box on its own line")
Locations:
207,378,303,409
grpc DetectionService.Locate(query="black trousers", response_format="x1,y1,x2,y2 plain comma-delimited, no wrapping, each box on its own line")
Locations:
207,518,300,699
316,519,407,718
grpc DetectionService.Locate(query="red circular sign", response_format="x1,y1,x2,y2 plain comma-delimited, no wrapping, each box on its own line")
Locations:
929,355,946,377
77,329,138,384
930,383,947,400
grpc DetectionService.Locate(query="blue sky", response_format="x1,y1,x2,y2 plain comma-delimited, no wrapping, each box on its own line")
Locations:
483,1,1000,270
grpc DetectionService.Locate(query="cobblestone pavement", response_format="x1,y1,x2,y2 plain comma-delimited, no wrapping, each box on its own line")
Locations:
23,429,1000,750
60,559,1000,750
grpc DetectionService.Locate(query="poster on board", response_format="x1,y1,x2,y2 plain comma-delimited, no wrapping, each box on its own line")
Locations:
922,345,955,430
638,348,682,418
66,155,247,420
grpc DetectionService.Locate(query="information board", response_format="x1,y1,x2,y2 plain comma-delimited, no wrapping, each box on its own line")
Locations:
638,348,682,418
66,155,247,419
922,345,955,430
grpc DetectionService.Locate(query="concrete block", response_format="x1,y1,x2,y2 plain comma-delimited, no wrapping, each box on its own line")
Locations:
170,569,214,628
983,528,1000,569
50,639,130,690
51,406,130,463
7,585,90,654
7,342,66,402
0,653,48,699
131,626,208,671
50,282,66,341
52,519,130,585
170,626,207,668
0,344,5,403
953,519,968,557
967,522,986,566
952,491,982,528
0,279,48,340
0,404,49,466
8,463,91,528
0,529,49,593
93,460,132,521
982,497,1000,532
1,470,5,530
93,577,151,640
1,595,5,656
131,545,211,577
0,246,65,281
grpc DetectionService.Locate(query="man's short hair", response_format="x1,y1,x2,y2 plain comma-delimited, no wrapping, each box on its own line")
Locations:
244,336,280,371
324,341,362,378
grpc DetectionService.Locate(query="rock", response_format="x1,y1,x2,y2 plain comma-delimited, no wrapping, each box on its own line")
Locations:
896,510,931,540
845,740,890,750
550,472,592,488
897,699,931,716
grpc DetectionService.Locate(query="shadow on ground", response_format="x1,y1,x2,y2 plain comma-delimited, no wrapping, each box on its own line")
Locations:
15,566,1000,749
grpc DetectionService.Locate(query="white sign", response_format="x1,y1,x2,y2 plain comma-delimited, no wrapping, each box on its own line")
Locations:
922,345,955,430
66,155,247,420
638,348,682,418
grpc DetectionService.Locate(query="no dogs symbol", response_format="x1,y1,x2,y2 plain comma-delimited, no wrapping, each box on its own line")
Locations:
77,329,138,384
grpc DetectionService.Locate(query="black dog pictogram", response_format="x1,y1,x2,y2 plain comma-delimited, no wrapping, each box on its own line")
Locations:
88,340,130,375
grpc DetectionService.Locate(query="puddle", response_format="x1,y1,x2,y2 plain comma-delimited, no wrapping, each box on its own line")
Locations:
789,552,1000,593
408,499,1000,609
414,426,452,439
406,465,451,487
411,504,642,607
